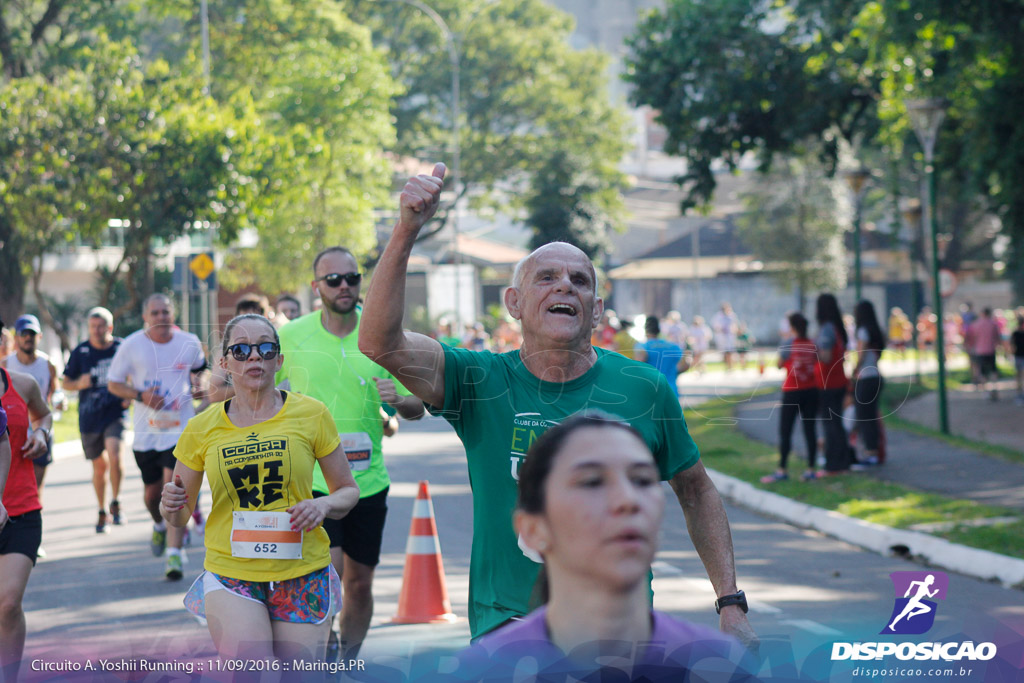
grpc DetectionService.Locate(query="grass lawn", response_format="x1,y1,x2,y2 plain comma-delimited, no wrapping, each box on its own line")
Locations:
51,399,80,444
689,394,1024,562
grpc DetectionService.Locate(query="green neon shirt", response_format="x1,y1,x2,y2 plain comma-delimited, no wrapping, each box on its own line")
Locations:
276,310,411,497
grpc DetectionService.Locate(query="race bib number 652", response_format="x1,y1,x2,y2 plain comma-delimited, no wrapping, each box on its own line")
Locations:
230,511,302,559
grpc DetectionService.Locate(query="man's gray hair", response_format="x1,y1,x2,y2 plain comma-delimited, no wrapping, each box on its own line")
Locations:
87,306,114,326
142,293,173,314
510,242,598,295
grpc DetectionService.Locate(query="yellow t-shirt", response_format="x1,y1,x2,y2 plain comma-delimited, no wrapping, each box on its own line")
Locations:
174,391,341,581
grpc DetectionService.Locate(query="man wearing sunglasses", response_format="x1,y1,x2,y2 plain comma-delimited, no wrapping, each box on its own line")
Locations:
107,294,207,581
276,246,425,660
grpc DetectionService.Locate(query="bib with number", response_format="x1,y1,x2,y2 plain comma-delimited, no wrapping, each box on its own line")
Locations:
230,511,303,559
148,409,181,432
341,432,372,471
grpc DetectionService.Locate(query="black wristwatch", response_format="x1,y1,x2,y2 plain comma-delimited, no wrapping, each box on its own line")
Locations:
715,590,748,614
135,389,143,402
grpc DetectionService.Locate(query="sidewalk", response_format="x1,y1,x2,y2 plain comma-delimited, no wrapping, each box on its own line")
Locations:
732,381,1024,511
722,377,1024,586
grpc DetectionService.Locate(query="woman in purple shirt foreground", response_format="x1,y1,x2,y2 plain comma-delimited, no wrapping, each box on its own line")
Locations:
450,412,758,682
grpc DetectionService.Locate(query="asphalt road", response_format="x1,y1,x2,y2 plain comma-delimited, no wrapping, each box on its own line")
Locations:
18,412,1024,682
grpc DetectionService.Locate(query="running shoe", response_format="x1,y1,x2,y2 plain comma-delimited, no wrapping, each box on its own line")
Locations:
110,500,123,525
759,472,788,484
851,456,879,471
96,510,110,534
151,528,167,557
165,554,183,581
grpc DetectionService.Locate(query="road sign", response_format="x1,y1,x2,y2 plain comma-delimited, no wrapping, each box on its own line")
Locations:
190,252,215,281
173,253,217,292
938,268,958,298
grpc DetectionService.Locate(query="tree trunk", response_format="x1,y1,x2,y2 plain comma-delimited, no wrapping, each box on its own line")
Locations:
0,214,28,326
30,259,73,353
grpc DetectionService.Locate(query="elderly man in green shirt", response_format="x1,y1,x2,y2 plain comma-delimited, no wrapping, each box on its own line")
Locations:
358,164,757,651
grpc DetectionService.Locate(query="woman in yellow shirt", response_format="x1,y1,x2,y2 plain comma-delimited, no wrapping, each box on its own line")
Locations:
161,314,359,668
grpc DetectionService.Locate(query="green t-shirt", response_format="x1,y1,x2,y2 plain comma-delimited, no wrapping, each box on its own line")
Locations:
276,310,411,497
435,345,700,638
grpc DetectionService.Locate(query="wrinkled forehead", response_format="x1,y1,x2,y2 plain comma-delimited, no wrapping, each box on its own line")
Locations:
145,296,171,317
525,244,596,282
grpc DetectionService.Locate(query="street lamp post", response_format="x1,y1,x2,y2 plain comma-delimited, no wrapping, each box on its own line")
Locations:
376,0,461,325
374,0,499,328
844,167,872,302
200,0,211,96
901,199,923,383
905,97,950,434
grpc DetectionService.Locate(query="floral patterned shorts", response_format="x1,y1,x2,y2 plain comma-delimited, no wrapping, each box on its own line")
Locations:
184,564,342,624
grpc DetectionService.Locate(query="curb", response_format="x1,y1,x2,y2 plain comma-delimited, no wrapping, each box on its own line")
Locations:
707,468,1024,589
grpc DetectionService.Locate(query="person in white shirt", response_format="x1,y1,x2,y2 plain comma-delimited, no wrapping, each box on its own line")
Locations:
107,294,207,580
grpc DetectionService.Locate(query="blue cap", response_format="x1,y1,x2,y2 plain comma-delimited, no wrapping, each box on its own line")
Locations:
15,315,42,334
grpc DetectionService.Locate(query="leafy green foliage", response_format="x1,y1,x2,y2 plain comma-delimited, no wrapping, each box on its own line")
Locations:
524,150,622,261
151,0,398,292
624,0,874,212
625,0,1024,297
0,2,274,322
736,155,847,306
344,0,629,243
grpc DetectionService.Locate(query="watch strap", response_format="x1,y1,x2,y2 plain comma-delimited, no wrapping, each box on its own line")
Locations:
715,590,748,614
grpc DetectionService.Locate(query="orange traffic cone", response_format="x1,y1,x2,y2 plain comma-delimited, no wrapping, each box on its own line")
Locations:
391,481,459,624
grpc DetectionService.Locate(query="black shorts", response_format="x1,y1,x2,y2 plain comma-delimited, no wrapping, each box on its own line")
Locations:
0,509,43,565
314,486,388,567
977,354,997,377
133,448,177,485
81,419,125,460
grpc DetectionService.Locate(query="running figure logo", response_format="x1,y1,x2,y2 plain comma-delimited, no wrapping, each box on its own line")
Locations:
881,571,949,635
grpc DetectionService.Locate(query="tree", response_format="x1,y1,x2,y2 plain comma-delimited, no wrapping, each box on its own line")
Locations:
625,0,1024,298
1,35,268,324
857,0,1024,297
1,2,271,323
524,150,622,261
624,0,875,212
735,155,847,310
149,0,398,293
343,0,629,243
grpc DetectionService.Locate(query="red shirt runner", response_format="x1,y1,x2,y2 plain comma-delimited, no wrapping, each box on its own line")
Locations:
1,368,42,516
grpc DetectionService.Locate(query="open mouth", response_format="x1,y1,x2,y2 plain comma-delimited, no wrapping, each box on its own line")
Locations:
611,528,648,546
547,304,577,317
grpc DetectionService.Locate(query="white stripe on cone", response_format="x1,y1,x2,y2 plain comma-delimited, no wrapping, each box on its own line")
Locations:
412,498,433,518
405,535,442,555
